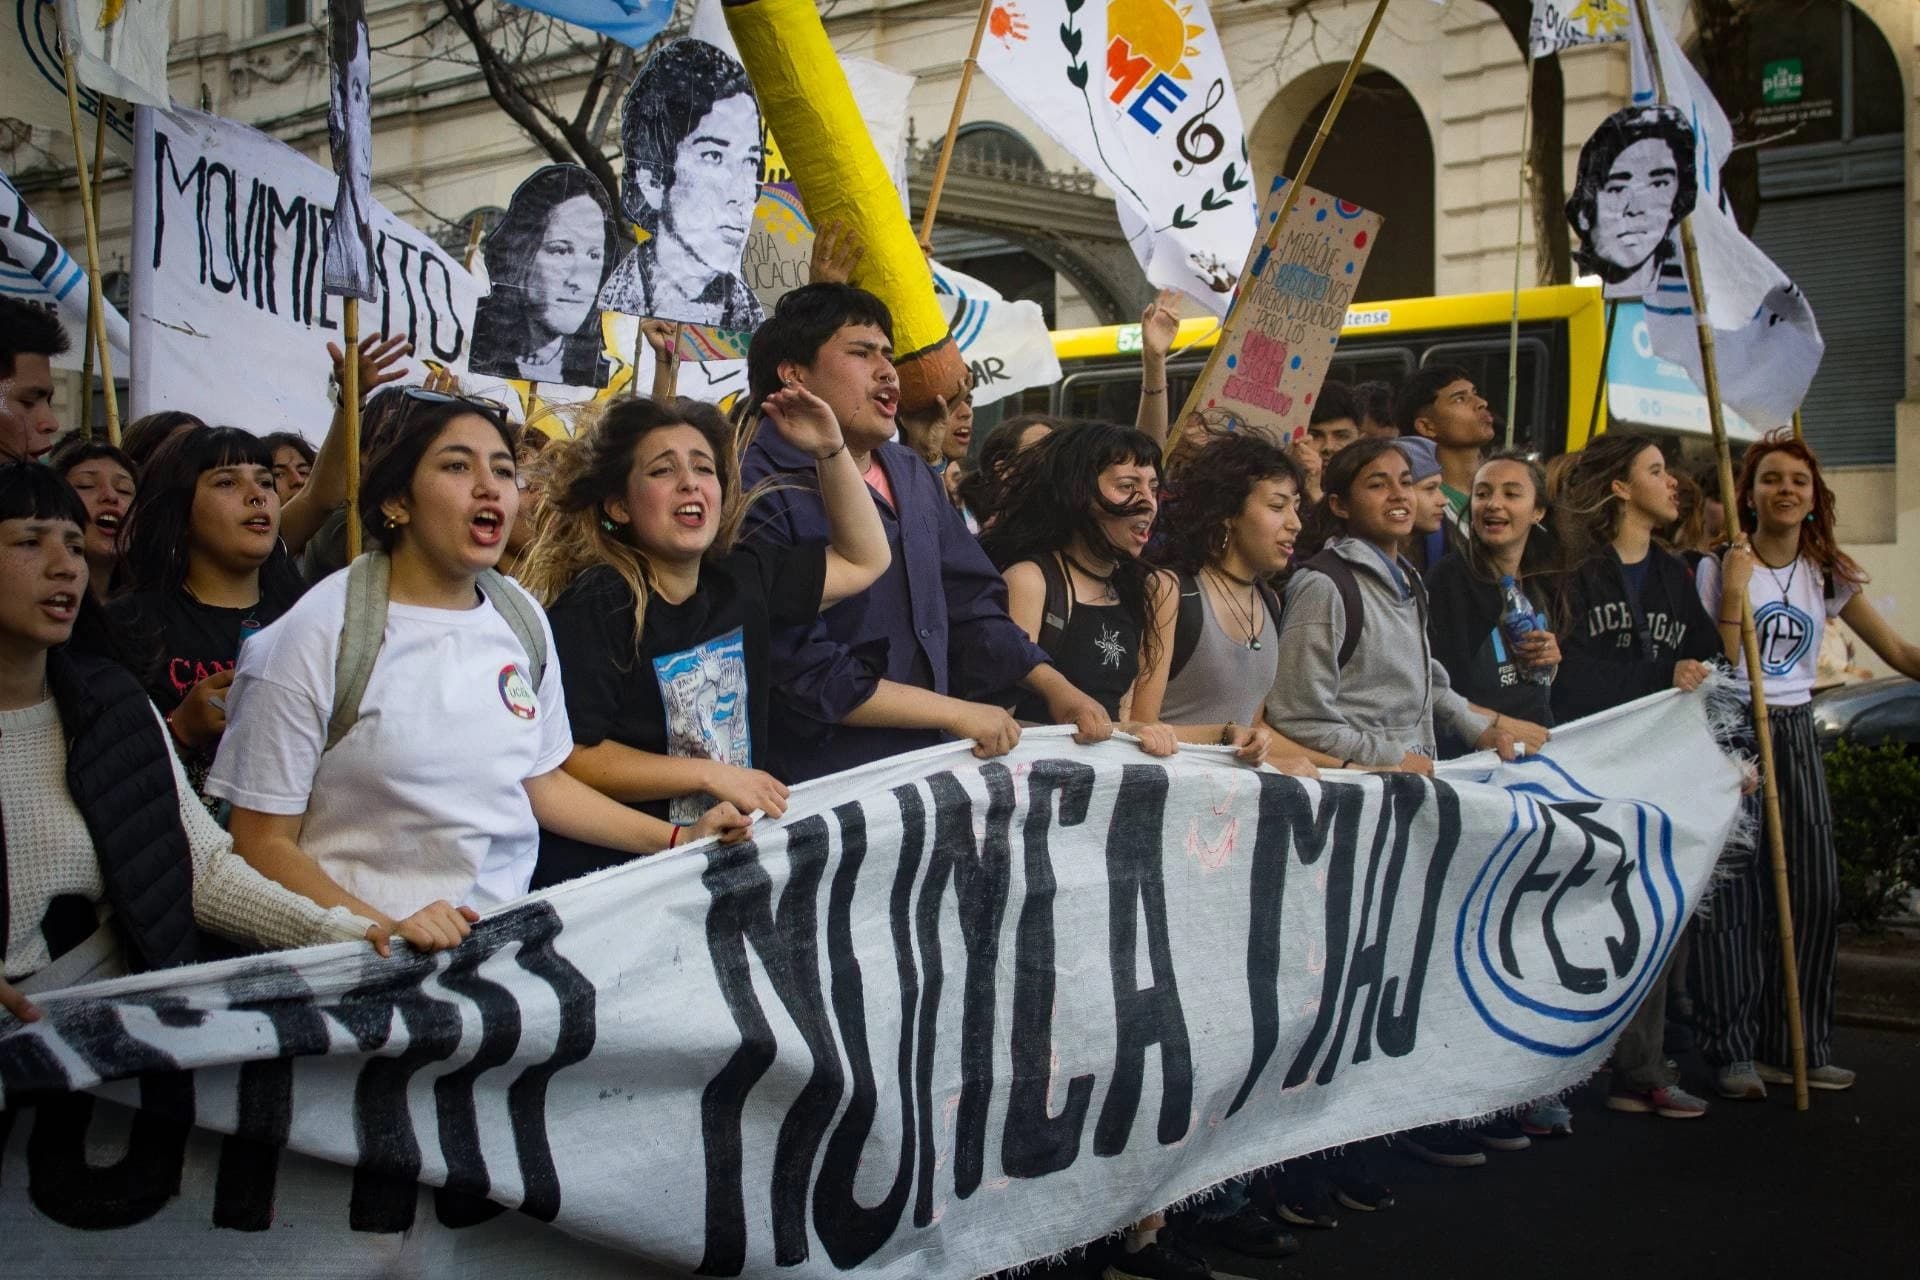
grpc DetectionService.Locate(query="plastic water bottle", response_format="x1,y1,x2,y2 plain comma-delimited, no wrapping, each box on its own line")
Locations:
1499,576,1553,685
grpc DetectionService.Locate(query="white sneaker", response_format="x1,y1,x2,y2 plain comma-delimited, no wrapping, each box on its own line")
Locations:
1755,1061,1856,1091
1715,1061,1766,1100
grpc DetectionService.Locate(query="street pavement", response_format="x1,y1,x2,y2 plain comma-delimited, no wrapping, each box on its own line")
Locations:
1038,1026,1919,1278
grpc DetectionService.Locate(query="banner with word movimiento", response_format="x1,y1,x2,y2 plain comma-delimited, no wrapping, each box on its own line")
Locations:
1,688,1741,1277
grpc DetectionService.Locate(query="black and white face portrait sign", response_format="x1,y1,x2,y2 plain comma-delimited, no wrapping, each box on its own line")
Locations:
596,39,766,333
469,165,621,388
323,0,376,301
1567,104,1698,299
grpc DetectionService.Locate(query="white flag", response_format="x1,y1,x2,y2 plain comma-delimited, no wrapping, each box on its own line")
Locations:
930,261,1062,409
2,1,136,155
979,0,1255,317
1626,1,1822,428
56,0,172,109
0,165,130,371
1529,0,1629,58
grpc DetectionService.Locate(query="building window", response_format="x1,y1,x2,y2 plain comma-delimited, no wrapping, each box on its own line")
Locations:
263,0,308,34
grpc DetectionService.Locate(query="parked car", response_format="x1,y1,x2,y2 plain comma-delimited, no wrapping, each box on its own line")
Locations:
1810,677,1920,750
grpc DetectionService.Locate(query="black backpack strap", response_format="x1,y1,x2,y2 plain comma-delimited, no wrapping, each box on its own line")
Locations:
1256,578,1283,631
1168,570,1205,682
1036,554,1071,657
1304,549,1366,668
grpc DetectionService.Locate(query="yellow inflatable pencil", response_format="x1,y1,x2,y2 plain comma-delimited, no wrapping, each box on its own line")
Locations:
723,0,966,411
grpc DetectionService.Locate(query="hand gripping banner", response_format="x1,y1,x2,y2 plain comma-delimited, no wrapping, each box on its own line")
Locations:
1,688,1742,1276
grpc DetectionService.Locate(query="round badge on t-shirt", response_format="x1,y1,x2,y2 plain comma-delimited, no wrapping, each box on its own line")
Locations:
498,663,538,720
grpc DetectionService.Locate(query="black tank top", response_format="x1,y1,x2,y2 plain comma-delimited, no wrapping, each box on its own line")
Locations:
1013,593,1140,721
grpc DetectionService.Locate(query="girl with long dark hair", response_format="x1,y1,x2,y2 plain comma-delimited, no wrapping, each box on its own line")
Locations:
0,463,380,1022
48,436,136,602
515,390,889,889
1552,433,1720,1121
1693,432,1920,1099
207,389,750,955
981,422,1177,754
107,427,308,804
1427,450,1562,731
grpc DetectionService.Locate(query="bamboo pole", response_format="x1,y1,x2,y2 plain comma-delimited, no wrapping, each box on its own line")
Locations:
1172,0,1392,442
651,322,684,399
60,33,119,444
342,298,362,559
1632,0,1808,1111
1791,408,1803,442
917,0,997,253
78,106,107,439
1505,49,1538,448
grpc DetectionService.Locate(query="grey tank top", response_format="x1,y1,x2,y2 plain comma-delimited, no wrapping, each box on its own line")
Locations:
1159,580,1282,727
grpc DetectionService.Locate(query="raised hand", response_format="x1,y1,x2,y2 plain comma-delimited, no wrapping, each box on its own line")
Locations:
1140,288,1181,362
810,220,866,286
328,333,413,401
763,383,846,460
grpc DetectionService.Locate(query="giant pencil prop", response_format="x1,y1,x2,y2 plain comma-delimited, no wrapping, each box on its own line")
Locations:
723,0,967,411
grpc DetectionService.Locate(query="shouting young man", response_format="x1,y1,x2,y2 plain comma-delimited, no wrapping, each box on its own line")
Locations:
739,284,1112,782
0,298,68,462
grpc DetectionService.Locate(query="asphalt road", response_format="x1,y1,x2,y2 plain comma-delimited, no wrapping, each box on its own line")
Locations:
1036,1026,1919,1279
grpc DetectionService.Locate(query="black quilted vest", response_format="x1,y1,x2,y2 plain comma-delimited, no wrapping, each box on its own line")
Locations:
0,649,199,974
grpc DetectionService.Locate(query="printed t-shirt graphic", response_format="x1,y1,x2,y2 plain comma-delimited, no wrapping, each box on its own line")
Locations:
652,626,751,824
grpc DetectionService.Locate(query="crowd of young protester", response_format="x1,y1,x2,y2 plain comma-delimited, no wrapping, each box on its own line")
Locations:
4,286,1919,1280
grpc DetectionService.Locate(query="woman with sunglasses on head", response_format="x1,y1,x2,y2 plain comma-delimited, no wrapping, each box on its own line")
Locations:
206,388,752,956
517,389,889,889
1692,432,1920,1101
48,435,137,602
1552,433,1721,1122
0,464,382,1025
106,426,309,808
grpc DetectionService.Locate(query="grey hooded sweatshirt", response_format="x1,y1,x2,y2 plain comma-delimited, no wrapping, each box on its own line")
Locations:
1266,536,1491,766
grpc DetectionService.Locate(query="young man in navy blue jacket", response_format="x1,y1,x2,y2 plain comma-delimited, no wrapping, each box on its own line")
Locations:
738,285,1110,783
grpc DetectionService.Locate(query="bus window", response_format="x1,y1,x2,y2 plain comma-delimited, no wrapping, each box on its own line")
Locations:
1057,361,1209,422
1419,336,1555,455
1327,347,1416,388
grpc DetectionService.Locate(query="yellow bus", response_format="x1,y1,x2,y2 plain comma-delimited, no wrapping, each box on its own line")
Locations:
1031,285,1614,457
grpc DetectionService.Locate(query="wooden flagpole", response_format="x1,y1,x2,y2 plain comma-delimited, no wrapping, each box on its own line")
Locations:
1632,0,1808,1111
342,298,362,559
1791,408,1803,442
60,31,119,444
1172,0,1391,441
78,107,108,439
1504,49,1538,448
1586,299,1618,445
917,0,997,253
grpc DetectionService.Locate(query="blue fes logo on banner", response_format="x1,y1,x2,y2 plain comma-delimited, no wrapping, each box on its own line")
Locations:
502,0,676,48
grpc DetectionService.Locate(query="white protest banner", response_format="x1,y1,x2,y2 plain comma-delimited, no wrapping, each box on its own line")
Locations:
0,165,130,371
129,105,484,440
1622,1,1823,427
1188,177,1379,443
1,687,1741,1277
932,260,1062,409
57,0,173,109
1529,0,1629,58
2,0,136,155
979,0,1256,317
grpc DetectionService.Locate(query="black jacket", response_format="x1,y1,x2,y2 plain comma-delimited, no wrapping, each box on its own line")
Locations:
1426,554,1555,728
1552,545,1719,723
1,649,201,976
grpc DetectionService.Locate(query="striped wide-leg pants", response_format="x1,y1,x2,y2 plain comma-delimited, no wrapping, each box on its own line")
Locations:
1691,703,1839,1069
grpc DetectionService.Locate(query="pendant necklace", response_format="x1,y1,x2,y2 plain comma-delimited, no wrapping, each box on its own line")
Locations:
1064,552,1119,603
1209,566,1264,650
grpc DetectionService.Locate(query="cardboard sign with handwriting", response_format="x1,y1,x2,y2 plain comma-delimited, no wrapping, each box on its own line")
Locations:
1191,178,1381,444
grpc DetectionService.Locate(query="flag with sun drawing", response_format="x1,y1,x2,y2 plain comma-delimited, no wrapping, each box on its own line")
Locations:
978,0,1255,317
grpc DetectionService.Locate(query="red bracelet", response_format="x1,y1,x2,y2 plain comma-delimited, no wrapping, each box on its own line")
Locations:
669,824,683,849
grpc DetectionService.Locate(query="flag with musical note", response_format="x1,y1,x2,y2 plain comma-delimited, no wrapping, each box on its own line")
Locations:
978,0,1255,317
56,0,173,109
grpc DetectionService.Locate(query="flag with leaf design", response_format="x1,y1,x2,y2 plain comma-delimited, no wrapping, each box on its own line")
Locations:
977,0,1254,316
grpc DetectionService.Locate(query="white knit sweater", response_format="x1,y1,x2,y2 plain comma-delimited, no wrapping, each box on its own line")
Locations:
1,697,374,981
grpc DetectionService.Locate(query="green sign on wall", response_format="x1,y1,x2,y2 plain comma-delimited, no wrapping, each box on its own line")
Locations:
1762,58,1805,105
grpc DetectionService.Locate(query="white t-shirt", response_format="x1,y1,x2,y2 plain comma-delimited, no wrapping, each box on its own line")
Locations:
206,571,573,918
1696,552,1857,707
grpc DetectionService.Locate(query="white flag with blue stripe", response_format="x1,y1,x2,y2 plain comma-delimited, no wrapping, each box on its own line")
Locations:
0,166,130,371
1627,1,1822,427
501,0,676,47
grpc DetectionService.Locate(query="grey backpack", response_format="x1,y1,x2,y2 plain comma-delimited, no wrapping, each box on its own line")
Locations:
324,552,548,751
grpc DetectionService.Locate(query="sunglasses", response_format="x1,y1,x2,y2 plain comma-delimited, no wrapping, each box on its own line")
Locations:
394,386,513,423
